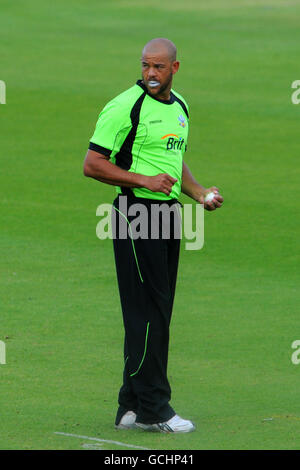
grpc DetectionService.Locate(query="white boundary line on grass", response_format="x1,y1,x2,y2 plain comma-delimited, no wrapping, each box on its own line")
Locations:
54,431,150,450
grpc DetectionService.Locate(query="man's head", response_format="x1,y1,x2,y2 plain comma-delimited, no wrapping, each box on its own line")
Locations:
141,38,180,101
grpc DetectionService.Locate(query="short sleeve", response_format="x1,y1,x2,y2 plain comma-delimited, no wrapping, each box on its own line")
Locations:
89,100,131,156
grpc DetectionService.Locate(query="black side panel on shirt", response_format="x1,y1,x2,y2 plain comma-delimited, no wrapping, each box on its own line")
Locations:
171,93,189,119
115,91,147,171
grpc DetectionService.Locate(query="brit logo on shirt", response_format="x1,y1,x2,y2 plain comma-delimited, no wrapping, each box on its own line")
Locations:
178,114,186,128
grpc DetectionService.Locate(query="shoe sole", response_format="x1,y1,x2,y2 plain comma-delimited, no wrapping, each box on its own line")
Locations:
115,423,136,430
135,422,196,434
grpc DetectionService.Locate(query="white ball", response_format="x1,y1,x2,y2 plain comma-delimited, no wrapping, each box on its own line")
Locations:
204,191,217,203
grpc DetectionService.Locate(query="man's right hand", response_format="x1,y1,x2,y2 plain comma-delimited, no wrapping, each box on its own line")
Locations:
143,173,178,196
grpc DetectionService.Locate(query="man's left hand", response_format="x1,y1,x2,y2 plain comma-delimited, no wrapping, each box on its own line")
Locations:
201,186,224,211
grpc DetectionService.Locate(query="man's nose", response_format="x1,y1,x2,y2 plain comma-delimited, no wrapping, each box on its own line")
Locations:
147,67,157,79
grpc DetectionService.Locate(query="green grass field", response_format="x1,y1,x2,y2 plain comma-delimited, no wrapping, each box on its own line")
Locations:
1,0,300,450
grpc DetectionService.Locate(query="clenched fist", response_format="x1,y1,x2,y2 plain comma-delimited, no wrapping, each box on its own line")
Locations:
144,173,178,196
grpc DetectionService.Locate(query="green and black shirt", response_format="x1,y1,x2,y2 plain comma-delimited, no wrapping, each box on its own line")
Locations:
89,80,189,201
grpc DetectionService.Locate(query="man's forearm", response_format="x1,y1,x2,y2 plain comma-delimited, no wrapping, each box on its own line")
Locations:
83,149,177,196
84,151,147,188
181,161,206,202
88,160,147,188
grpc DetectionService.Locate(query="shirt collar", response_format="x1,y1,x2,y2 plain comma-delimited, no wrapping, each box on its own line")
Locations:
136,79,175,105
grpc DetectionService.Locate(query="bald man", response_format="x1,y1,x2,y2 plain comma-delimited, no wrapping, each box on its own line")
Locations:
84,38,223,433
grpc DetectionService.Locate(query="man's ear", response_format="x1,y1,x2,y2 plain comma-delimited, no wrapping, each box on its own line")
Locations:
172,61,180,75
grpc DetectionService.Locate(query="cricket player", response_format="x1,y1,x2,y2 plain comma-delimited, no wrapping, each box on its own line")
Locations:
83,38,223,433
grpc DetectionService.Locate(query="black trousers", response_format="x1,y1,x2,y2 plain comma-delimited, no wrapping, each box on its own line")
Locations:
112,194,181,424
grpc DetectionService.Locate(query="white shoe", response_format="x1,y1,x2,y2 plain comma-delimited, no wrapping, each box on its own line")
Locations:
115,411,137,429
135,414,195,433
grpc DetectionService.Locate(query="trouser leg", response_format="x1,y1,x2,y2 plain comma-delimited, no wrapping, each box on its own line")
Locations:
113,196,180,424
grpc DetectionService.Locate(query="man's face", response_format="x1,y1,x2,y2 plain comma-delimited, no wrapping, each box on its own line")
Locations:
141,50,179,100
